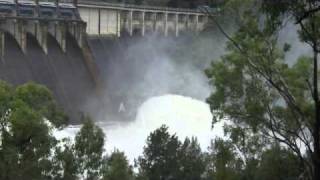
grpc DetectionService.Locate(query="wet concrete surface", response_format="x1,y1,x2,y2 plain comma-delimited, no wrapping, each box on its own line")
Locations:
0,33,96,123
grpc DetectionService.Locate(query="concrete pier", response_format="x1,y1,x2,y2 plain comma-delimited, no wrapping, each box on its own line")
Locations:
77,0,209,37
0,0,85,56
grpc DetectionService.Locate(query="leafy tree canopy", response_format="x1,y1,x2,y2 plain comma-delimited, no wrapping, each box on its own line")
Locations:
75,117,105,180
0,81,68,180
205,0,320,179
102,150,134,180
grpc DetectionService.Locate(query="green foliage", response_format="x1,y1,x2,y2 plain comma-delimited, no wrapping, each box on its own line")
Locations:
52,140,79,180
136,125,181,180
136,125,207,180
205,138,301,180
206,138,243,180
298,14,320,50
14,83,68,127
206,2,312,148
0,81,12,117
102,150,134,180
256,144,301,180
75,117,105,180
0,81,68,180
178,137,206,180
205,1,319,179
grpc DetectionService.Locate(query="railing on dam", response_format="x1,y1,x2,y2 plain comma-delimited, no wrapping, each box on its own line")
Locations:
77,0,203,14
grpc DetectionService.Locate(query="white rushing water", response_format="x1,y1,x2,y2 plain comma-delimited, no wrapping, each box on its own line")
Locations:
54,94,225,163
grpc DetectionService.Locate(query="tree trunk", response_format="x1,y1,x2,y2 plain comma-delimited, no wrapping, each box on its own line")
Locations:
313,49,320,180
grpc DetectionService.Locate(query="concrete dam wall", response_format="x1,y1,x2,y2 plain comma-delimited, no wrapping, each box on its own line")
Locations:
0,33,164,123
0,32,155,123
0,0,210,123
0,33,98,122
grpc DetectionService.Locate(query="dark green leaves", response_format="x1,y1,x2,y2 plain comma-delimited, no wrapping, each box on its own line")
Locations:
75,117,105,180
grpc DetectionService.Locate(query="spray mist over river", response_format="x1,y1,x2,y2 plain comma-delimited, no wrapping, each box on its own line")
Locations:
88,32,227,121
55,94,226,163
54,31,229,161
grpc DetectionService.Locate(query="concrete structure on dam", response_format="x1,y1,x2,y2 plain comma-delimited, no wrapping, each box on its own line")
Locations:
77,0,208,37
0,0,85,58
0,0,209,58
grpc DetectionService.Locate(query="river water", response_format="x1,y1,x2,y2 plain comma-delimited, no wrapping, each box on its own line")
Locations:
54,94,225,163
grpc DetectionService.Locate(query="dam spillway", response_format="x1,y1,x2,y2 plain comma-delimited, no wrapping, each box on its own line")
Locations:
0,0,210,122
0,32,97,121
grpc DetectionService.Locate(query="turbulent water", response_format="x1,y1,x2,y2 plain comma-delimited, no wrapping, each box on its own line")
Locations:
89,33,226,122
54,94,225,163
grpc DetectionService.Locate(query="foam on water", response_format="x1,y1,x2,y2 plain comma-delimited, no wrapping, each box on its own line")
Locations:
54,94,224,163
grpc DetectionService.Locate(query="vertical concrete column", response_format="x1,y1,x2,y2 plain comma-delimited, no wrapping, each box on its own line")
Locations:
21,24,27,54
55,22,66,52
204,15,209,24
164,12,168,36
98,9,101,35
185,15,189,30
195,15,199,32
61,24,66,52
36,22,48,54
175,14,179,37
14,21,27,54
152,13,157,32
14,0,19,16
77,22,85,48
117,11,121,37
79,23,84,47
74,22,84,49
34,0,39,17
55,0,60,17
129,10,133,36
0,31,4,61
141,11,145,36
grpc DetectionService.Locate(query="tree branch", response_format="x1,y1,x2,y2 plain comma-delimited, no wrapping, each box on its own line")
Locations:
295,5,320,24
307,79,315,98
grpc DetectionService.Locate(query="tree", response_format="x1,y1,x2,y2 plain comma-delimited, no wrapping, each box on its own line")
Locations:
178,137,206,180
205,138,242,180
14,82,68,127
52,139,79,180
205,1,320,179
136,125,181,180
204,139,301,180
255,144,301,180
0,81,67,180
136,126,209,180
74,117,105,180
102,150,134,180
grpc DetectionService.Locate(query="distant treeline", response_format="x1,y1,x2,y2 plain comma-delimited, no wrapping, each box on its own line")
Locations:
99,0,225,8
